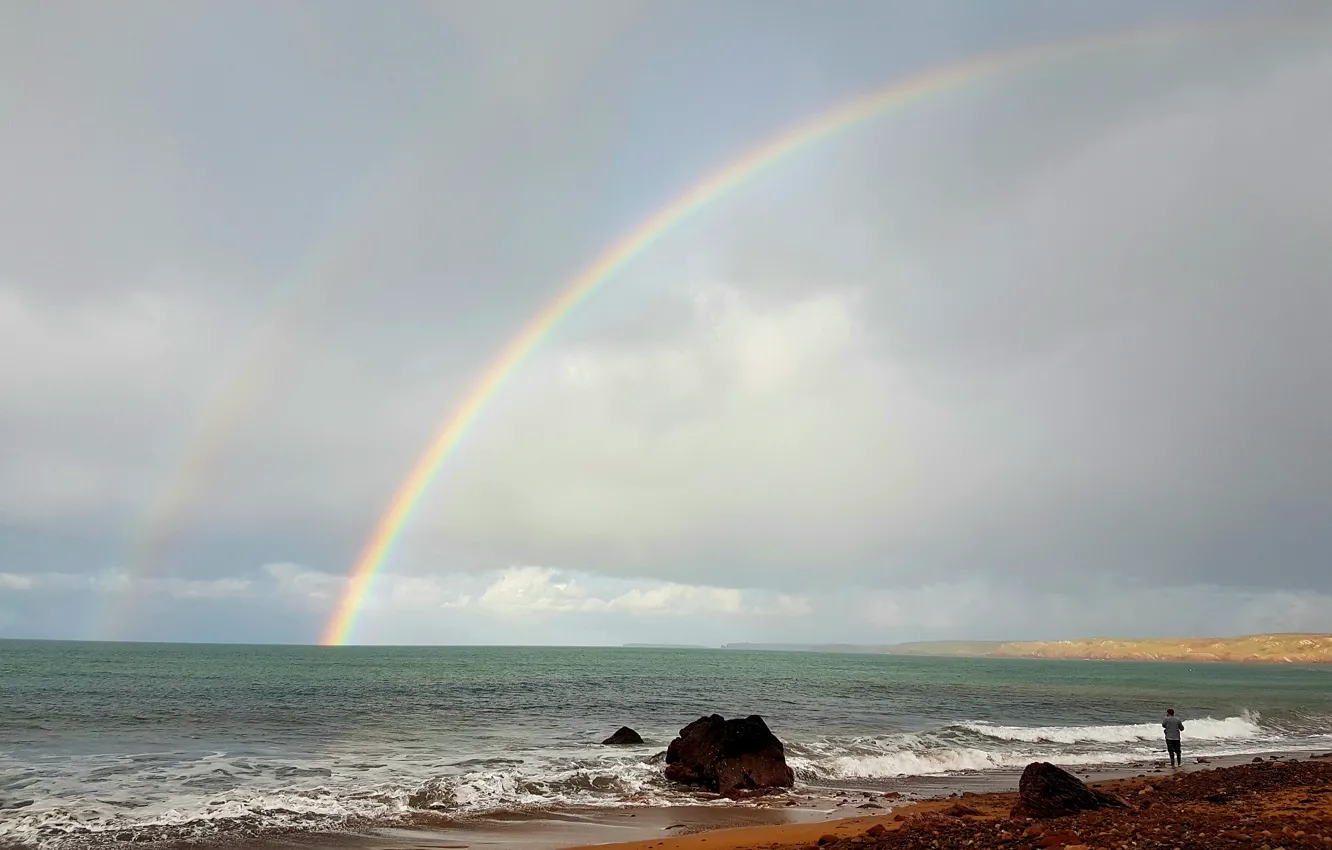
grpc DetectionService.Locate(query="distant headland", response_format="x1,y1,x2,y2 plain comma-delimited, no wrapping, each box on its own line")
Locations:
717,633,1332,663
622,643,714,649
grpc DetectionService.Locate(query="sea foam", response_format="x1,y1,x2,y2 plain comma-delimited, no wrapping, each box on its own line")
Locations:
959,713,1263,745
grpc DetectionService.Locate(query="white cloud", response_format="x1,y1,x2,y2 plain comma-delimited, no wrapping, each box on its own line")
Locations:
594,582,744,616
251,562,807,623
162,577,252,599
5,561,1329,645
0,570,250,599
263,562,344,606
476,566,593,613
458,566,797,619
429,286,958,579
0,573,34,591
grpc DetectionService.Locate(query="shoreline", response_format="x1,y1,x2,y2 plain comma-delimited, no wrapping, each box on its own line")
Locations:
6,748,1329,849
562,751,1332,850
263,748,1328,850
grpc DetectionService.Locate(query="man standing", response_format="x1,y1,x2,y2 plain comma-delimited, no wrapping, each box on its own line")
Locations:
1163,708,1185,767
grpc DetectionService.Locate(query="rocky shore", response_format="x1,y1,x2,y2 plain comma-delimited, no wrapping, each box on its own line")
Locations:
572,755,1332,850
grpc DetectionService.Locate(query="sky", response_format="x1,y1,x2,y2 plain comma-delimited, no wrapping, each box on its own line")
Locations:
1,0,1330,646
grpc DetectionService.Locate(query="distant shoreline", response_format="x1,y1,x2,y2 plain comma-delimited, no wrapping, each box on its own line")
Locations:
623,643,715,649
2,635,1327,661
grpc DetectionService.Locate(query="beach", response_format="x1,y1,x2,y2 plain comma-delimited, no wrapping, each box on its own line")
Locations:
256,752,1324,850
562,754,1332,850
154,753,1332,849
4,642,1332,850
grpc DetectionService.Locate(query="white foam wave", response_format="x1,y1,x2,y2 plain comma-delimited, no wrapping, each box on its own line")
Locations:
791,746,1139,779
959,713,1263,745
0,790,395,850
785,712,1291,781
404,758,671,812
0,750,703,850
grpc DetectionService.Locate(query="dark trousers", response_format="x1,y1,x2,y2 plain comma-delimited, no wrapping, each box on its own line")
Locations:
1166,738,1181,764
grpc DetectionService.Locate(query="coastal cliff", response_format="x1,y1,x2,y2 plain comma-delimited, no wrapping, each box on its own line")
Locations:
983,633,1332,663
725,633,1332,663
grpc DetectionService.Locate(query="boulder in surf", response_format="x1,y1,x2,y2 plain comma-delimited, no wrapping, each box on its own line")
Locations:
663,714,794,796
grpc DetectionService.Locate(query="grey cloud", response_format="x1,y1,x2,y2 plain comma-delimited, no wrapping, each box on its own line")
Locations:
0,3,209,300
854,580,1332,642
2,2,1329,643
404,29,1332,597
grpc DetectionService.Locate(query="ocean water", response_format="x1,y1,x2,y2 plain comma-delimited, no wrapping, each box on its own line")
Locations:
2,641,1330,848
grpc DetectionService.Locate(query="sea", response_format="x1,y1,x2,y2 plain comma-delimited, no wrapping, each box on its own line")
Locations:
2,640,1331,849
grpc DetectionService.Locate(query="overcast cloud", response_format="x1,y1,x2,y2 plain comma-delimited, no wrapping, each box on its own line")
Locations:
1,0,1329,644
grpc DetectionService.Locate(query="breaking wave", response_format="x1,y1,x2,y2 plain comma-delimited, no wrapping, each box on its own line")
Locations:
786,712,1323,782
958,712,1264,745
0,748,691,850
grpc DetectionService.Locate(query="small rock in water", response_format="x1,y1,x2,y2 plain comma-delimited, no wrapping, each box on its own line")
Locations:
602,726,644,745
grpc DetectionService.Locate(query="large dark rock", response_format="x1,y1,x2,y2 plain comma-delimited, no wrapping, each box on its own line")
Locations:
663,714,794,796
602,726,644,745
1010,762,1126,819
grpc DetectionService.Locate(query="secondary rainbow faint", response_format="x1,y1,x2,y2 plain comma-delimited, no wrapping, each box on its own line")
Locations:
319,21,1227,646
102,137,427,640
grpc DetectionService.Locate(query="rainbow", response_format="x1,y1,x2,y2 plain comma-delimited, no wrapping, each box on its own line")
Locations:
102,148,427,639
317,21,1248,646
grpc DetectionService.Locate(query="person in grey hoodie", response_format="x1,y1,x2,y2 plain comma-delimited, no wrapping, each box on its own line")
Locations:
1163,708,1185,767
